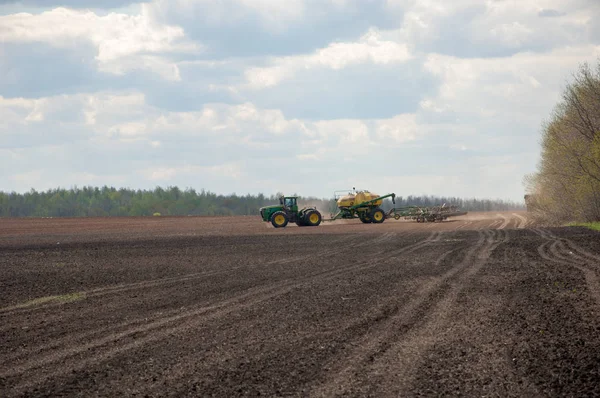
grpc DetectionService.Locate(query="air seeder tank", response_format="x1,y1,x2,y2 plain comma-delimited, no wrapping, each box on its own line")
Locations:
330,190,394,224
336,191,384,209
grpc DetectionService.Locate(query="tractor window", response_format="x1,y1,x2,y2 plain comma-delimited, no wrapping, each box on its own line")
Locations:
284,198,296,208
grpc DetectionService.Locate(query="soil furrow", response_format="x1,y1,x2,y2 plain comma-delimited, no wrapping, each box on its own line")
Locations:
0,234,378,355
2,231,443,391
310,228,509,396
1,234,382,366
362,228,510,396
534,229,600,307
4,213,598,398
0,235,361,316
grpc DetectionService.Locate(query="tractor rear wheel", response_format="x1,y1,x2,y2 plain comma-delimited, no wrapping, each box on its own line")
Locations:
371,207,385,224
304,210,322,226
270,211,289,228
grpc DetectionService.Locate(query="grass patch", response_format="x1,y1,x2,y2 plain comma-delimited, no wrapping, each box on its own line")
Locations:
569,222,600,231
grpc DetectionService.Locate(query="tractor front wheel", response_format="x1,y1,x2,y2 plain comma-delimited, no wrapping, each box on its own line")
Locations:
271,211,289,228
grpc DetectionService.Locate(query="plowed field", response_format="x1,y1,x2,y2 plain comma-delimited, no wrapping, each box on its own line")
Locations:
1,213,600,397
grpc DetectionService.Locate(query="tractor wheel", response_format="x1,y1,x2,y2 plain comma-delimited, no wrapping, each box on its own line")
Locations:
296,214,307,226
270,211,289,228
304,210,322,227
371,207,385,224
359,213,371,223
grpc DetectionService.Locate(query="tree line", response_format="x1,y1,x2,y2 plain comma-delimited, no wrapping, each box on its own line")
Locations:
0,186,524,218
525,61,600,223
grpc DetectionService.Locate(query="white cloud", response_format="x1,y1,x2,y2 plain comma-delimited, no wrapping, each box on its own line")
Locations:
489,22,534,48
0,91,311,146
98,55,183,81
383,0,596,57
2,1,600,201
375,114,419,143
0,96,39,125
0,7,198,79
0,94,92,127
421,45,600,122
244,28,412,88
313,119,369,144
140,162,244,181
84,92,148,126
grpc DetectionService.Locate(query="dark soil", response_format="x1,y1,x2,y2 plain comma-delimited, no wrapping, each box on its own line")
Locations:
1,213,600,397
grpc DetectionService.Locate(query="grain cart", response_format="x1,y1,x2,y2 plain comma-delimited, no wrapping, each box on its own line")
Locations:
260,196,322,228
330,190,396,224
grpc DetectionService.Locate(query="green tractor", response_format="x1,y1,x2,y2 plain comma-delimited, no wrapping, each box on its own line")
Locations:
260,196,322,228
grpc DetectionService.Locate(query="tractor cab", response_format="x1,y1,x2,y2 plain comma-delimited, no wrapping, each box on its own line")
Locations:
280,196,298,212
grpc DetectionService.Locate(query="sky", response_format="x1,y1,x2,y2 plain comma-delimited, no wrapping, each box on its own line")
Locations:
1,0,599,201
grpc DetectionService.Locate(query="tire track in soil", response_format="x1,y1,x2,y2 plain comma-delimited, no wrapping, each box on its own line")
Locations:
4,232,435,392
497,214,511,230
0,233,379,364
0,234,366,347
310,227,510,396
0,232,418,335
453,220,472,231
0,234,358,316
483,219,502,230
0,232,419,363
473,218,503,231
512,213,528,229
137,233,456,396
532,228,600,307
533,227,600,271
2,231,444,393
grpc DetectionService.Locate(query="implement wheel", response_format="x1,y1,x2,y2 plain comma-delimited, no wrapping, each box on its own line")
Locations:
271,211,289,228
304,210,322,227
371,208,385,224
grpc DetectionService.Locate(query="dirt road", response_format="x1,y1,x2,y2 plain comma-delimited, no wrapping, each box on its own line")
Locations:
1,213,599,396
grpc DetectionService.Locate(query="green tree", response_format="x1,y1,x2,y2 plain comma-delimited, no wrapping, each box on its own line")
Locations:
526,61,600,222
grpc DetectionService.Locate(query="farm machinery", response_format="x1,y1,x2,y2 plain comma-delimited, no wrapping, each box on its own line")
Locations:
330,190,394,223
260,196,322,228
388,204,468,223
330,189,467,224
259,190,467,228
